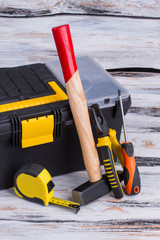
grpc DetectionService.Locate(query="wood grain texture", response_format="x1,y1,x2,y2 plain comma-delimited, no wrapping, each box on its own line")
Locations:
66,70,102,182
0,15,159,160
0,0,160,18
0,15,159,70
0,3,160,239
112,72,160,159
0,166,160,239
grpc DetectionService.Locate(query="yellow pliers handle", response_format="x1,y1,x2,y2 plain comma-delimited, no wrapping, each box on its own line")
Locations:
97,136,124,199
108,129,124,169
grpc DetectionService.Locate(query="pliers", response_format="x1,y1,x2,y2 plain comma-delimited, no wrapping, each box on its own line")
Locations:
89,104,124,199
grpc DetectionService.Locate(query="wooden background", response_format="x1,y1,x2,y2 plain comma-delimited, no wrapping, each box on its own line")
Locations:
0,1,160,239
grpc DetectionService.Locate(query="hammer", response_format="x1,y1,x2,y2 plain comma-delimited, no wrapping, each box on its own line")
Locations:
52,24,110,205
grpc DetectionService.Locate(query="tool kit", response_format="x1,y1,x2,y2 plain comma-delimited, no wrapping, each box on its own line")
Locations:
0,55,131,190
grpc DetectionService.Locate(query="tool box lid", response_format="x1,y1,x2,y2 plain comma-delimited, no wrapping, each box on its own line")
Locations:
47,56,129,108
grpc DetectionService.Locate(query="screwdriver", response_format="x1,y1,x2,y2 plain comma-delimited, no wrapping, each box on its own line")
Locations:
118,90,141,195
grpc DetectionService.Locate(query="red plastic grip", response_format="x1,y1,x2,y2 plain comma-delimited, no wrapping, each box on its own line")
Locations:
52,24,78,84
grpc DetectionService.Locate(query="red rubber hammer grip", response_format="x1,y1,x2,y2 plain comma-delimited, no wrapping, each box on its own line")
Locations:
52,24,77,84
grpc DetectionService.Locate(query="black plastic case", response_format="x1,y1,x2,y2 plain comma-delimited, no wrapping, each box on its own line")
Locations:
0,56,131,189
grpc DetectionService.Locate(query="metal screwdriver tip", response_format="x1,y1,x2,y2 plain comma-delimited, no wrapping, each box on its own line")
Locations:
118,89,127,142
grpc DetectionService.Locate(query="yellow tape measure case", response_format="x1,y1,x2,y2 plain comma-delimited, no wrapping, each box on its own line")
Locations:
0,56,131,189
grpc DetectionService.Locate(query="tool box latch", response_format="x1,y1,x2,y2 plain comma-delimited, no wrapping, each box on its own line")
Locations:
21,115,54,148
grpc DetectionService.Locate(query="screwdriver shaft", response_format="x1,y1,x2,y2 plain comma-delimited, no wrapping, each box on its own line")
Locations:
118,90,127,142
118,90,141,195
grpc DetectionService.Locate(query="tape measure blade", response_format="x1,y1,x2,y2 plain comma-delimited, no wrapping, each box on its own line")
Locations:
49,197,80,213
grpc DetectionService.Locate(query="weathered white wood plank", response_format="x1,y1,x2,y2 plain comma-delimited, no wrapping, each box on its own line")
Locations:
0,15,159,157
114,73,160,108
0,9,160,239
0,0,160,18
0,15,159,70
113,72,160,159
0,166,160,239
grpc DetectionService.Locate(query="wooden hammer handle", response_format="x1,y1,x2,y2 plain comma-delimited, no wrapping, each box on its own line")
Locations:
52,25,102,182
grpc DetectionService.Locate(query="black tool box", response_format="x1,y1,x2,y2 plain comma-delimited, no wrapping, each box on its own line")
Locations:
0,56,131,189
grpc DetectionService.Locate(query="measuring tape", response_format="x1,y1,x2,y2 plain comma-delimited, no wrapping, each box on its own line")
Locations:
14,163,80,213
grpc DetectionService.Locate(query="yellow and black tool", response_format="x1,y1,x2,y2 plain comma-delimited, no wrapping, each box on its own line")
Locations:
90,104,124,199
14,163,80,213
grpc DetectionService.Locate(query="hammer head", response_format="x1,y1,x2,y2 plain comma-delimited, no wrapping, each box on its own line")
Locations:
72,175,111,205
